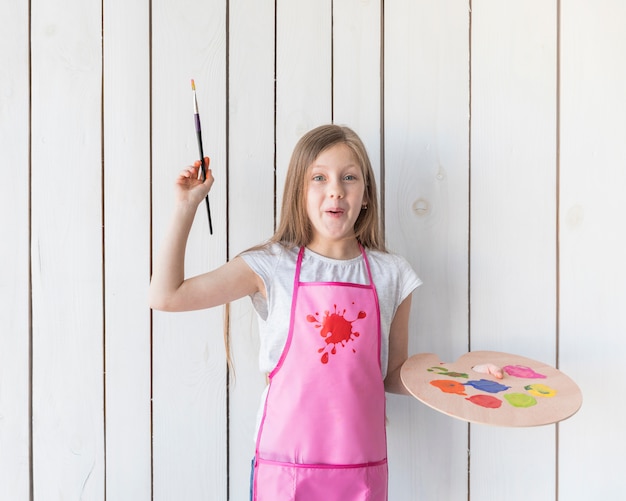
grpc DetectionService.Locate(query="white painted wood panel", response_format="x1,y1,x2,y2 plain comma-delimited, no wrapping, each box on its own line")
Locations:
103,0,152,498
227,0,276,498
470,1,557,499
559,1,626,498
30,0,105,498
333,0,381,189
275,0,332,212
2,1,626,499
384,1,471,499
151,0,228,498
0,2,31,500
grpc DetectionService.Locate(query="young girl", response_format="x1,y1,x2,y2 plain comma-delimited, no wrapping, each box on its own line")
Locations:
150,124,500,500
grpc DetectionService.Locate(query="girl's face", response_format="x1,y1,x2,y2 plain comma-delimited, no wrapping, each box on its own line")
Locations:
305,143,367,256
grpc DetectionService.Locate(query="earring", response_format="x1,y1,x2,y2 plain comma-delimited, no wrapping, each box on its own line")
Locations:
362,203,368,210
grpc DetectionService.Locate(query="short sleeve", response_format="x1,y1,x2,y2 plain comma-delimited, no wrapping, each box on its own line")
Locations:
394,253,422,303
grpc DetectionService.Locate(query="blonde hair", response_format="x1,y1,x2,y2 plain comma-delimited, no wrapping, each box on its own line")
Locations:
228,125,386,377
271,124,386,251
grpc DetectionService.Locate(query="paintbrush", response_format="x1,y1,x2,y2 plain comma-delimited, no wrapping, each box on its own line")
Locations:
191,79,213,235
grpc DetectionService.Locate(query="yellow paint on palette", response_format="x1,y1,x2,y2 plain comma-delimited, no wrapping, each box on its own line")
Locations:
525,383,557,398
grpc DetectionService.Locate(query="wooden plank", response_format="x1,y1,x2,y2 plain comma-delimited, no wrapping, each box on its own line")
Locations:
103,0,152,498
559,1,626,497
150,0,228,498
333,0,381,191
227,0,276,498
0,1,31,499
30,0,105,498
275,0,332,212
469,1,557,499
384,1,471,498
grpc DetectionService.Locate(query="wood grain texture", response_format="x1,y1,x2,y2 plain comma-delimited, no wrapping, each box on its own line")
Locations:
0,1,31,499
150,0,228,498
384,1,472,499
333,0,382,193
275,0,332,214
559,1,626,498
470,1,558,499
227,0,276,498
103,0,152,498
1,1,625,499
30,0,105,497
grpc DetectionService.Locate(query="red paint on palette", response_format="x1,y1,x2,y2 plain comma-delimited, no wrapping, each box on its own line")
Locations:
466,394,502,409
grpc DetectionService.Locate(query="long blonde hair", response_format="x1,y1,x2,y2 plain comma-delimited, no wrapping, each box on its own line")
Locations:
271,124,386,251
228,125,386,378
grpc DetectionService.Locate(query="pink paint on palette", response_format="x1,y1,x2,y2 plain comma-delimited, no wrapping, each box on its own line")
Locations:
503,365,546,379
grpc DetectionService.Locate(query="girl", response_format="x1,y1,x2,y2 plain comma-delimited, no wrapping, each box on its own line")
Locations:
150,124,500,500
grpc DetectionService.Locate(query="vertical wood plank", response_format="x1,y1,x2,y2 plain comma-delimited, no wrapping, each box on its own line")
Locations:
275,0,332,210
559,1,626,497
227,0,276,498
151,0,228,498
0,1,31,499
30,0,105,498
103,0,152,498
384,1,471,498
470,1,557,499
333,0,381,189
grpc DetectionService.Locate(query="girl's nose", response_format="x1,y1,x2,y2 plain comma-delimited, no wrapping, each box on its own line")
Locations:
328,178,344,198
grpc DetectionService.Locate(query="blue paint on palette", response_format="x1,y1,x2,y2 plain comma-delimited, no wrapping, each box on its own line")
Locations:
464,379,510,394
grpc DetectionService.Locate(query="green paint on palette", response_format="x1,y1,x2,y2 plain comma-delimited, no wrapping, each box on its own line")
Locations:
427,366,468,378
504,393,537,408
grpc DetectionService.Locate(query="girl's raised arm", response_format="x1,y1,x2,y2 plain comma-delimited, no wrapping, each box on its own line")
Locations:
149,159,262,312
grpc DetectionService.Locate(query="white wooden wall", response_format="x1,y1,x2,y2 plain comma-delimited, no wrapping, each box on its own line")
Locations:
2,1,625,499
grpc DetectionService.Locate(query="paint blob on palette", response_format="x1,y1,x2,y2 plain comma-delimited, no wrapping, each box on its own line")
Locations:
400,351,582,427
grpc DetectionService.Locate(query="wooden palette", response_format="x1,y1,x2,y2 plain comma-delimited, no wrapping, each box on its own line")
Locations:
401,351,583,427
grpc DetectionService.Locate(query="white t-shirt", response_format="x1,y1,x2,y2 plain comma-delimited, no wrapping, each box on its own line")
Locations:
240,243,422,378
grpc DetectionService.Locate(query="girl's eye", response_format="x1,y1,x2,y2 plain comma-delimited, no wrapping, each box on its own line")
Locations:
344,174,357,181
312,175,325,182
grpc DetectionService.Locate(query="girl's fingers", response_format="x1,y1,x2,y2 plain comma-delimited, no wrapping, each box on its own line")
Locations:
176,158,212,188
180,163,201,178
192,158,209,170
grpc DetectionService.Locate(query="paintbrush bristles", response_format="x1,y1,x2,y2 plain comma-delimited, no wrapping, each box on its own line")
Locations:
191,79,199,114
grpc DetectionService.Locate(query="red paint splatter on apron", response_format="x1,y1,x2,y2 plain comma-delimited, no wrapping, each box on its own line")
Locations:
307,304,366,364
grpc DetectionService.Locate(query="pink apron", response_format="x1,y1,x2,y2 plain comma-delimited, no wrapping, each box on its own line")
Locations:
253,246,388,500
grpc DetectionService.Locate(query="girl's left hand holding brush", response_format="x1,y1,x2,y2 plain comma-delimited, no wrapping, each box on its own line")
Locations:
175,157,214,207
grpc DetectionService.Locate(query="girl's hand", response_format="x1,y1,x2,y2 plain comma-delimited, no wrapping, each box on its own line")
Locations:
473,363,504,379
174,157,214,205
